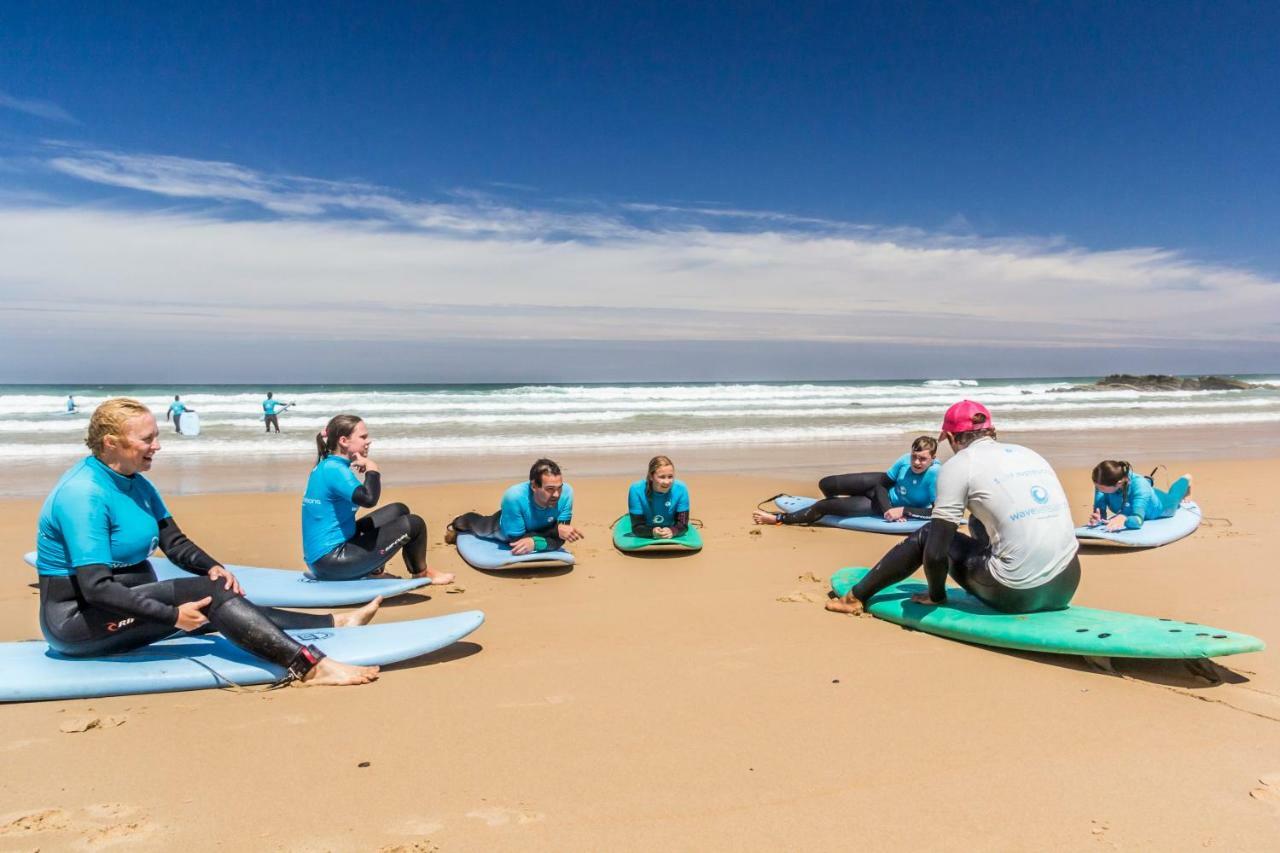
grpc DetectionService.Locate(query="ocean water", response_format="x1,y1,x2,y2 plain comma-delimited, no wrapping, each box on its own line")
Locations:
3,377,1277,462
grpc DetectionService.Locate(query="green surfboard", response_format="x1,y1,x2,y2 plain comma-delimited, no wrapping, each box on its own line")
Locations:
611,515,703,553
830,567,1263,660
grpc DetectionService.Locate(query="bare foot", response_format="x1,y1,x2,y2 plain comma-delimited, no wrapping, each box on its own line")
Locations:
752,510,782,525
333,596,382,628
825,592,866,616
299,658,380,686
413,569,454,585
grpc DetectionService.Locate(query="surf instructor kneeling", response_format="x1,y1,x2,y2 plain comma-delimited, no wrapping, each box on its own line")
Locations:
827,400,1080,615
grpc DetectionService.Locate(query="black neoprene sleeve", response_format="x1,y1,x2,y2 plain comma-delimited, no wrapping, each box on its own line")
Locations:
923,519,958,602
351,470,381,508
73,563,180,625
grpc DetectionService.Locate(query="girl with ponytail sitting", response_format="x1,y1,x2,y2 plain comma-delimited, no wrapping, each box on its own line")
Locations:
1089,460,1192,532
302,415,453,584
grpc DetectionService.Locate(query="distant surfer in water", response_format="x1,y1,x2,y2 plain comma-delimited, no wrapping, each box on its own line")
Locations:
827,401,1080,615
1089,461,1192,531
753,436,940,526
446,458,584,555
35,398,380,686
165,395,186,434
65,395,77,414
302,415,453,584
262,391,291,433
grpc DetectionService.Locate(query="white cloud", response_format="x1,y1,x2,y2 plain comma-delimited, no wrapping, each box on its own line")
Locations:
0,91,78,123
1,143,1277,379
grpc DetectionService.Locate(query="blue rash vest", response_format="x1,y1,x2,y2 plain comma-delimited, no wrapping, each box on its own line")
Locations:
885,452,941,509
168,401,186,417
301,455,363,563
498,481,574,541
1092,474,1180,530
627,479,690,527
262,399,285,415
36,456,170,576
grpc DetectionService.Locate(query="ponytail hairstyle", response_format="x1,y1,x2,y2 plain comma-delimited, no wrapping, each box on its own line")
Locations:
316,414,364,463
1092,460,1132,487
645,455,675,493
86,397,151,456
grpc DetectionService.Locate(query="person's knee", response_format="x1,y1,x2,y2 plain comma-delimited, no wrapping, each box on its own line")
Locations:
385,502,411,517
407,513,427,538
818,475,840,495
192,576,240,609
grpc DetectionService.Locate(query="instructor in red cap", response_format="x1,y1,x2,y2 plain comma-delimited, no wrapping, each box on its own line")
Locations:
827,400,1080,615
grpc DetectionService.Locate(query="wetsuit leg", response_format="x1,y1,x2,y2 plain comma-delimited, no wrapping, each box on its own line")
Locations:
40,574,319,665
1156,477,1191,517
309,505,425,580
818,472,894,515
846,521,979,604
451,510,503,540
780,495,875,524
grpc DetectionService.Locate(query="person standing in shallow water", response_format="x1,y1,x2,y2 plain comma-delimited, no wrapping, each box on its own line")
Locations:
262,391,289,433
827,400,1080,616
166,395,186,434
35,398,380,687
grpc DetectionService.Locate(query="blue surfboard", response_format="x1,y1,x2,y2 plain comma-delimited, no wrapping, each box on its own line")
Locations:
774,495,929,535
23,552,429,607
1075,501,1201,548
454,533,574,571
0,610,485,702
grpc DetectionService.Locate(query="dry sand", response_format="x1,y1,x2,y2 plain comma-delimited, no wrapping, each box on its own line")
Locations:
1,447,1278,851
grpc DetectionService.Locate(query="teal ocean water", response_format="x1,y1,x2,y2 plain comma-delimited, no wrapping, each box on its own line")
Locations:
3,377,1278,463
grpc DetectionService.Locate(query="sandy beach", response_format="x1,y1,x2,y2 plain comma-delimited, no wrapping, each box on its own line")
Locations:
1,442,1278,851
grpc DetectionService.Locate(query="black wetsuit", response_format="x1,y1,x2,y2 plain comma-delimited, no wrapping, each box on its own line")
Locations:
308,502,429,581
845,518,1081,613
778,472,898,524
39,517,332,661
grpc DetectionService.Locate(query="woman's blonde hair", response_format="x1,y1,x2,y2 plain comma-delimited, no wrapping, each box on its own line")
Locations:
86,398,152,455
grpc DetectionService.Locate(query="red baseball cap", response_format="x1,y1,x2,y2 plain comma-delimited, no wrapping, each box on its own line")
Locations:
940,400,994,436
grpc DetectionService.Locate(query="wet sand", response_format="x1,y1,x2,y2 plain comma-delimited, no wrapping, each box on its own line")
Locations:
1,441,1278,850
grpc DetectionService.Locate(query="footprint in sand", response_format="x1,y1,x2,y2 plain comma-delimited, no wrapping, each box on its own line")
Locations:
776,591,822,604
76,816,155,849
0,807,72,836
381,842,440,853
1250,772,1280,812
466,807,546,827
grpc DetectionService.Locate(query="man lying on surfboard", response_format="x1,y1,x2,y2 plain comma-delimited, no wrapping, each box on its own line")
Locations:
827,400,1081,616
446,458,584,555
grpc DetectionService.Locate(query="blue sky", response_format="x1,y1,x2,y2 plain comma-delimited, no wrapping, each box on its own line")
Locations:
1,1,1278,381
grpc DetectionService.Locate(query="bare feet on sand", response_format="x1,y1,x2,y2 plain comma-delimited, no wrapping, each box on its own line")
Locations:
299,658,380,686
414,569,455,585
332,596,382,628
752,510,782,525
825,592,866,616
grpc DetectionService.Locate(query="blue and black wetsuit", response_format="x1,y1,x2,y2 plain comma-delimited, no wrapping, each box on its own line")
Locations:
777,454,939,525
36,456,330,671
451,482,574,551
302,454,428,580
627,479,690,537
1093,475,1191,529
